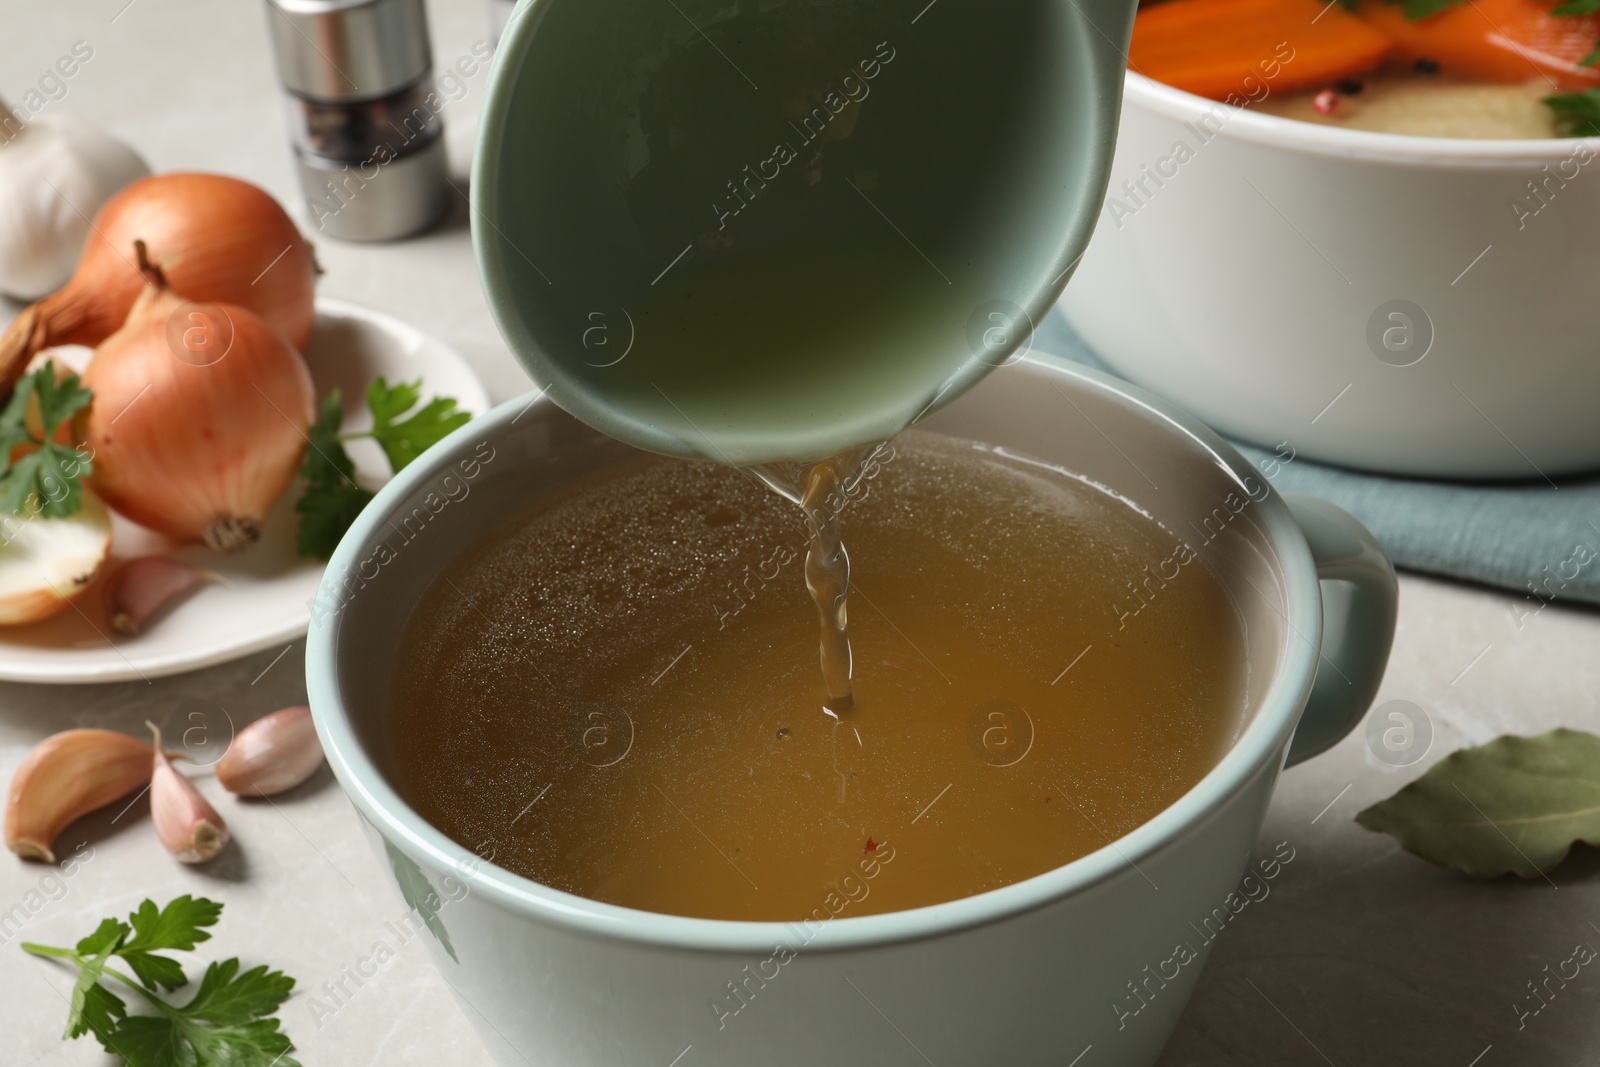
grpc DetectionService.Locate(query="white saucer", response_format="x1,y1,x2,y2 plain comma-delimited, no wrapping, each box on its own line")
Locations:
0,298,490,684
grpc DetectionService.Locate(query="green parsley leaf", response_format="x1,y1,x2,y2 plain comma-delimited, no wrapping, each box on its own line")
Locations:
74,915,129,958
295,391,374,560
23,897,301,1067
0,376,36,459
180,958,297,1027
105,960,298,1067
364,376,470,473
293,378,472,559
1398,0,1468,18
0,361,94,518
300,392,359,490
78,984,132,1055
1,443,93,517
67,918,130,1044
103,1015,187,1067
1554,0,1600,13
35,362,94,431
113,1013,297,1067
119,896,223,992
1546,88,1600,135
1583,45,1600,67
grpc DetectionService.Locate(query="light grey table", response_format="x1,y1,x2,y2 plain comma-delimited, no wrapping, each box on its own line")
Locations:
3,3,1598,1064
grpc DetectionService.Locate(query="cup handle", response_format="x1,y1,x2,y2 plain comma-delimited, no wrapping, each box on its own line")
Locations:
1282,494,1399,767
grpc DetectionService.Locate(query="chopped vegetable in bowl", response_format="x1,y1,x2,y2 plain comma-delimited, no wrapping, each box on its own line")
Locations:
1130,0,1600,137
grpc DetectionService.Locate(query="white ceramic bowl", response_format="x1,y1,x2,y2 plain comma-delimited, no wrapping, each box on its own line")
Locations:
1060,71,1600,480
306,355,1398,1066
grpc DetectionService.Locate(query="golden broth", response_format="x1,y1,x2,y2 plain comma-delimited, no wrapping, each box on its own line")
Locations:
389,433,1248,921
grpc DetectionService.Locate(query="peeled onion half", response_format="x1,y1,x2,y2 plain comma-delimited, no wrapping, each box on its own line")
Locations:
0,490,112,625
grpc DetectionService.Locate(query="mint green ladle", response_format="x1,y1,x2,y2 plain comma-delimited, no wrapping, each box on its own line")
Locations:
473,0,1135,465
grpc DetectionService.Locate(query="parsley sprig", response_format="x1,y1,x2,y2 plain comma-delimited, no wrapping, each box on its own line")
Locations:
1545,87,1600,134
22,895,299,1067
0,360,94,518
357,377,472,472
295,376,470,559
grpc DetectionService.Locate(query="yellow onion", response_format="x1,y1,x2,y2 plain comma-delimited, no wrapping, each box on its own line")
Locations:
0,172,317,400
0,490,111,625
82,244,315,551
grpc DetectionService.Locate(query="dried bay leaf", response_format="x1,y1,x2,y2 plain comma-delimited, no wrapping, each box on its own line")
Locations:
1356,728,1600,878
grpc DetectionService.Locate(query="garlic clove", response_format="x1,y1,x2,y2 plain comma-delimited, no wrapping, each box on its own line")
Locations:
217,705,323,797
104,556,218,635
5,728,153,862
147,722,228,864
0,490,112,626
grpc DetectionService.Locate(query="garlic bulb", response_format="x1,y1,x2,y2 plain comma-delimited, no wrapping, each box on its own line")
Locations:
0,97,149,300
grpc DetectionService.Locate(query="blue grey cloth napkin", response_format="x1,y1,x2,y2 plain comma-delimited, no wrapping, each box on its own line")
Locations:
1032,310,1600,611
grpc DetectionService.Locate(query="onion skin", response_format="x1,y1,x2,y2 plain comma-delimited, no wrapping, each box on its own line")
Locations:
83,269,315,551
0,173,316,401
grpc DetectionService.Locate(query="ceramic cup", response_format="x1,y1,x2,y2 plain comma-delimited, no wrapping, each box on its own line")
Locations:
471,0,1133,465
306,353,1398,1067
1060,71,1600,480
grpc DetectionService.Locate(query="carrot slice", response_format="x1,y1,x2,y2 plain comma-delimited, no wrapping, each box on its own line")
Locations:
1130,0,1396,101
1358,0,1600,89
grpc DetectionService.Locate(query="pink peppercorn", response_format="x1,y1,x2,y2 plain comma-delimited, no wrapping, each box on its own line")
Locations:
1313,89,1340,115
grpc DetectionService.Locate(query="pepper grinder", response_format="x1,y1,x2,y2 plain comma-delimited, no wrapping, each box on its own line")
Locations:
264,0,450,241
